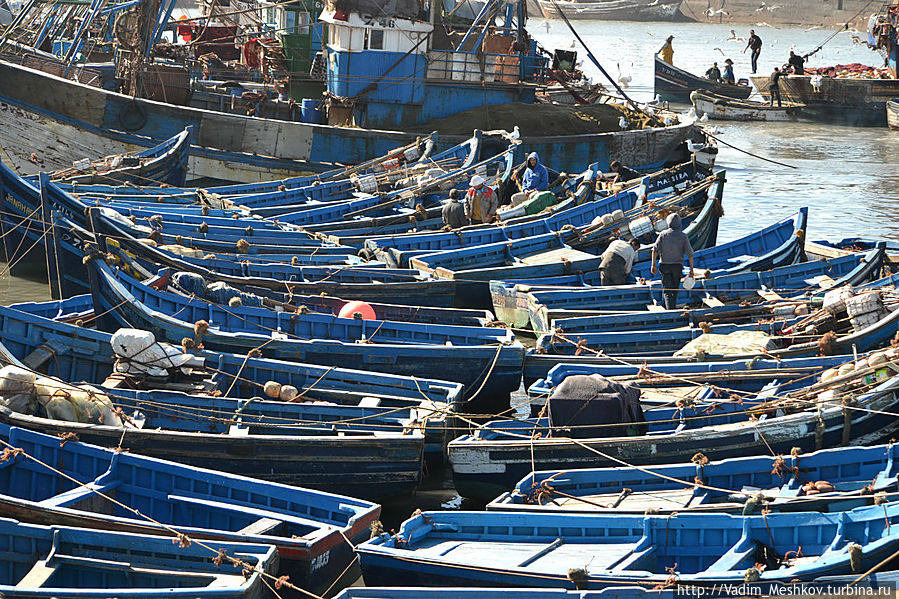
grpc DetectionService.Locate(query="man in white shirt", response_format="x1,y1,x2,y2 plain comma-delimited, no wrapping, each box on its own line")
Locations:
600,238,641,286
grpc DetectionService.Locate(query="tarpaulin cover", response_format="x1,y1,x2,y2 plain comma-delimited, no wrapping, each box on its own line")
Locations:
547,374,646,439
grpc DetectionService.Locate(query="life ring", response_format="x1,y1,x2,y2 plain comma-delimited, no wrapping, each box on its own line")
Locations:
119,98,147,131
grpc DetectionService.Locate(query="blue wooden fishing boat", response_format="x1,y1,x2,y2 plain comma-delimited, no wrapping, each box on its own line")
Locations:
488,442,899,515
491,205,799,330
335,578,899,599
524,355,859,420
806,237,899,266
0,424,379,595
42,126,192,187
449,356,899,500
364,161,715,266
58,132,441,200
0,517,276,598
525,248,883,334
357,502,899,590
0,302,459,483
84,256,524,410
409,188,722,307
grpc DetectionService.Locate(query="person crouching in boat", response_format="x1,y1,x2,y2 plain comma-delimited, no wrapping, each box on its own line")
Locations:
510,152,549,207
651,213,695,310
442,189,469,229
705,62,722,83
600,237,641,286
722,58,735,84
465,175,498,224
768,66,783,107
658,35,674,65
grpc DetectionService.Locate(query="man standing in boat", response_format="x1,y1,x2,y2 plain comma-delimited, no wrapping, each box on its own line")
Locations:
722,59,736,84
464,175,498,224
658,35,674,65
705,62,722,82
744,29,762,74
768,66,783,107
651,213,694,310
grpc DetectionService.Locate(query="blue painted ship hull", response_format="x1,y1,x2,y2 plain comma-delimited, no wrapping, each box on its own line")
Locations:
0,424,379,595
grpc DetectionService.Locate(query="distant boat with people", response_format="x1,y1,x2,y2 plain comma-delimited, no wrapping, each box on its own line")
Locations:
654,54,753,102
537,0,683,21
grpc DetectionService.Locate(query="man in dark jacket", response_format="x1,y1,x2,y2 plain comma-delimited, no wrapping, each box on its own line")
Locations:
768,66,783,107
744,29,762,74
650,213,694,310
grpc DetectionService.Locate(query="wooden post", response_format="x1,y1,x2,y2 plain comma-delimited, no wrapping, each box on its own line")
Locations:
38,172,62,299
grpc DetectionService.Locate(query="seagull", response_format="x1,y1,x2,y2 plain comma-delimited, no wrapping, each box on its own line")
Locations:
705,7,729,17
541,21,551,33
617,62,632,88
727,29,746,43
713,47,725,56
700,112,709,122
686,139,706,152
647,31,656,37
619,116,629,129
757,21,779,29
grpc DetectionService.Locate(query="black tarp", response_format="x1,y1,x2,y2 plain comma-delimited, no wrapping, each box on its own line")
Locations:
547,374,646,439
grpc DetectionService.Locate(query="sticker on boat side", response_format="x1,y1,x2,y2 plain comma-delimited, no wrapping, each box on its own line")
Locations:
311,550,330,571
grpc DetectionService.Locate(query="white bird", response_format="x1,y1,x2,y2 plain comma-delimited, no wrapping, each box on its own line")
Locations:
727,29,746,43
646,106,656,114
653,93,661,103
685,107,697,119
686,139,706,152
700,112,709,122
618,116,629,129
713,47,725,56
617,62,632,88
647,31,656,37
705,7,729,17
756,21,779,29
541,21,551,33
509,126,521,140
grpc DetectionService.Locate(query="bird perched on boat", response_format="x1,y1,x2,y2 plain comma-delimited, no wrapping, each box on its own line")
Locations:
700,113,709,122
618,116,629,130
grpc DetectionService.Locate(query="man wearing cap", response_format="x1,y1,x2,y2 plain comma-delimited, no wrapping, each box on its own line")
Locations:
722,58,735,84
704,62,722,82
650,213,695,310
464,175,497,224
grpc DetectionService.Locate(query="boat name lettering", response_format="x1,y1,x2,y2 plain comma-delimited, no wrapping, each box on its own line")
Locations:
4,193,29,216
361,14,396,28
311,550,330,571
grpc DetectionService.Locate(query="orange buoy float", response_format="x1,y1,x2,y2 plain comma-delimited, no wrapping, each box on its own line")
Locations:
338,300,376,320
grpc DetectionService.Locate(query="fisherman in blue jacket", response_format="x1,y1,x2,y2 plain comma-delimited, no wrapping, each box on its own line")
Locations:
511,152,549,206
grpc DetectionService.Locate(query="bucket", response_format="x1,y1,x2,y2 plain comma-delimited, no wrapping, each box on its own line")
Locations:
301,98,324,124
